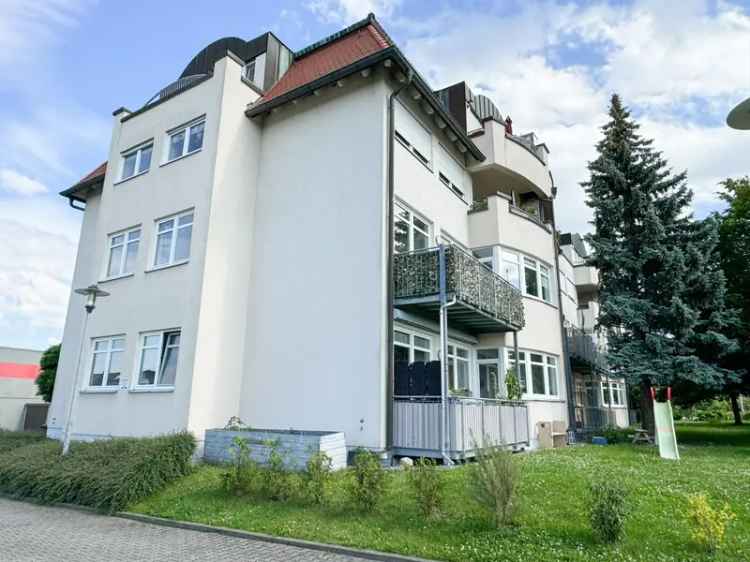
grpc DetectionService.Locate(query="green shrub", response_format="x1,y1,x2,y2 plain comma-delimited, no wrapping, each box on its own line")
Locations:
600,425,631,444
304,451,333,505
0,430,48,454
406,457,444,519
686,493,735,553
589,480,628,543
505,368,522,400
0,432,195,512
347,449,385,512
469,443,520,528
259,441,298,502
221,436,261,496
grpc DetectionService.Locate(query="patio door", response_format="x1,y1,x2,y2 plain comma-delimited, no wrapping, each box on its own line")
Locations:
477,349,501,399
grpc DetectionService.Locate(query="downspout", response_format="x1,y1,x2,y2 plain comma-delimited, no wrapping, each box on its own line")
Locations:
438,243,456,466
550,190,577,437
385,67,413,454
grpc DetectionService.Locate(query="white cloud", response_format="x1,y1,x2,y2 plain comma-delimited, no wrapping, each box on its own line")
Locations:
0,168,47,196
306,0,402,24
0,0,87,69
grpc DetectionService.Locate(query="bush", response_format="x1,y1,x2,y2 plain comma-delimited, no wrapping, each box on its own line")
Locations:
406,457,444,519
686,493,735,553
35,344,60,402
221,436,261,496
469,443,519,527
304,451,333,505
0,432,195,512
259,441,299,502
505,368,522,400
347,449,385,512
589,480,628,543
599,425,630,444
0,430,48,454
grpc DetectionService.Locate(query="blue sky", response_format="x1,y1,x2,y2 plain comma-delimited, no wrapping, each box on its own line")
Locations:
1,0,749,350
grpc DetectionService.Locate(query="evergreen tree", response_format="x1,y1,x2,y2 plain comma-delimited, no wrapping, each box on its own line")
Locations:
583,95,735,431
717,177,750,424
35,344,60,402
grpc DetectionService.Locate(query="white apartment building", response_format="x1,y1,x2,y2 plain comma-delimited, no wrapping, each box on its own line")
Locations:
560,233,629,431
49,15,603,459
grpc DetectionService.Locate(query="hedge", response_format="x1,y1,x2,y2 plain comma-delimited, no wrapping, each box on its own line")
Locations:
0,430,48,454
0,432,195,512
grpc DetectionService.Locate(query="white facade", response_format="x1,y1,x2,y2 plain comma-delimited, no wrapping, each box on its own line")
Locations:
50,20,577,455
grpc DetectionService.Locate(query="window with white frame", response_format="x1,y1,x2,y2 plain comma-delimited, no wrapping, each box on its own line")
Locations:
394,202,430,253
394,330,432,364
499,249,555,304
505,348,559,398
136,330,181,387
601,381,625,406
154,211,193,267
394,101,432,166
166,119,205,162
106,227,140,278
448,344,470,392
121,143,153,180
437,145,466,199
473,247,494,271
501,249,521,290
88,336,124,388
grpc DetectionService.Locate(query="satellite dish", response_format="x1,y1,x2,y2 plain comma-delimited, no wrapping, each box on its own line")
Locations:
727,97,750,130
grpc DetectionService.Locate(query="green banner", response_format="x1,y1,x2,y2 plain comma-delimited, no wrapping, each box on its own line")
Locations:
654,401,679,460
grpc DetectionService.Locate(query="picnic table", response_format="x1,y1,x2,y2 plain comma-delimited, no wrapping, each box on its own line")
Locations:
631,428,654,444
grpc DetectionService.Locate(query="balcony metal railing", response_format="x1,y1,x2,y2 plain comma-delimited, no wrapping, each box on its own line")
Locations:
566,326,607,373
393,396,529,459
393,245,525,331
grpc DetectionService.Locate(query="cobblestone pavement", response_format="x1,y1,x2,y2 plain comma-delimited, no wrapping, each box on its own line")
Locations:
0,498,372,562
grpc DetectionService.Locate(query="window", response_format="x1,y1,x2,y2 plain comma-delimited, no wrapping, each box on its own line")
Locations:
524,257,539,297
473,247,494,271
499,248,555,303
154,211,193,267
88,337,124,388
121,143,153,180
106,227,140,278
394,202,430,253
506,349,559,398
243,59,256,82
602,381,625,406
448,345,470,392
506,350,527,394
438,145,466,199
393,330,432,364
501,250,521,289
167,119,205,162
136,330,180,387
394,101,432,166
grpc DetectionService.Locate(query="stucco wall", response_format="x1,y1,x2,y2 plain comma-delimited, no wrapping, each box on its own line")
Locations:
240,74,389,450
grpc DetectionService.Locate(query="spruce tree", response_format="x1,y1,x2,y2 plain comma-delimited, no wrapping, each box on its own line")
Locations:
583,95,735,432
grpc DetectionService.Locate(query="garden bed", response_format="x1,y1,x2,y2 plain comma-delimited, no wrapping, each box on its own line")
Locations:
204,428,347,470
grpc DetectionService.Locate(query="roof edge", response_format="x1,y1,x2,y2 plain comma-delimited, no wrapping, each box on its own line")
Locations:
294,13,383,59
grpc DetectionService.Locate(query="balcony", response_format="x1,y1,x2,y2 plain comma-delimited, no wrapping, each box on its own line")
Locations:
566,326,607,374
574,264,599,291
394,245,525,333
393,396,530,459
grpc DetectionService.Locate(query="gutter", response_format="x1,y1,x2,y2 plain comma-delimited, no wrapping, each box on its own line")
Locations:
550,192,577,436
385,69,414,453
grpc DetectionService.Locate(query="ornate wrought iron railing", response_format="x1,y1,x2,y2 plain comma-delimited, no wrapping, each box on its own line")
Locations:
394,245,525,330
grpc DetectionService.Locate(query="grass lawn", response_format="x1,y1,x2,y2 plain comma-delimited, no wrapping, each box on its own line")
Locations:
131,424,750,562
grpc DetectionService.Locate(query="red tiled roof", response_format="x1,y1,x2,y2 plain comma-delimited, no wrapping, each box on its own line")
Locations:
77,162,107,185
258,23,391,105
0,362,40,380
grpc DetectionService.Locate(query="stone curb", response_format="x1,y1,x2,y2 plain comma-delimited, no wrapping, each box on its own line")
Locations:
117,511,436,562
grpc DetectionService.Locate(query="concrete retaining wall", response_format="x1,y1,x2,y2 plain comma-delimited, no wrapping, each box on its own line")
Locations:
203,429,347,471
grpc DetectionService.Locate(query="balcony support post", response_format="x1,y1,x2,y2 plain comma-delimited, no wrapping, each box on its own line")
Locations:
438,244,454,465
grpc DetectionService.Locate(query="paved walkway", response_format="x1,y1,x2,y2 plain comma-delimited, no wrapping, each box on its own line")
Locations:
0,498,371,561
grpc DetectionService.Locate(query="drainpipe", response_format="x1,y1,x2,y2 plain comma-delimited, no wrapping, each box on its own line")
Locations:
385,67,413,455
550,191,577,437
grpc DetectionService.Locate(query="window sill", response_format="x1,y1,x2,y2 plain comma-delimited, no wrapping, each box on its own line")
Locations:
145,259,189,274
521,293,558,310
160,148,202,168
522,396,564,403
99,273,135,284
80,388,118,394
113,169,149,186
129,386,175,394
